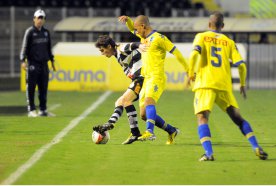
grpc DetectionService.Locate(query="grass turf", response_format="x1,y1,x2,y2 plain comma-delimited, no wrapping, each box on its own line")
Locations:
0,90,275,184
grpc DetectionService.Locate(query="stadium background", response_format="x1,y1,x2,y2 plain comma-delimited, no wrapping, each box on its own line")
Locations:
0,0,276,91
1,0,276,185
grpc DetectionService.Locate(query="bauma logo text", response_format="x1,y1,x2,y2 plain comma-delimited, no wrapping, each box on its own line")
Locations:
166,72,186,83
49,70,106,82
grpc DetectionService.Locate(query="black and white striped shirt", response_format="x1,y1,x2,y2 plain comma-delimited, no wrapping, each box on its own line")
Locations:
116,43,143,80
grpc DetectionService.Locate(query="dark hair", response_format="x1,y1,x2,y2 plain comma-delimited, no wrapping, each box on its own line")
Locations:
95,35,116,49
211,11,224,28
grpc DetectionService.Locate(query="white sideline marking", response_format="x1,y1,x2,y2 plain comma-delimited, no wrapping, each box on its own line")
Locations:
1,91,112,185
48,103,61,111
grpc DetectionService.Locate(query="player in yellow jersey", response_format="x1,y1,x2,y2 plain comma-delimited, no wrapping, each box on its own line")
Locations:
119,15,189,144
188,11,268,161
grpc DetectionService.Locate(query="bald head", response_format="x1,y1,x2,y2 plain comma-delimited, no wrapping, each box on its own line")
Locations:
134,15,150,26
133,15,152,39
209,11,224,30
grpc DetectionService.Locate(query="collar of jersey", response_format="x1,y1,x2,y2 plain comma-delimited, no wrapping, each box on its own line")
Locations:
146,30,157,38
33,25,43,31
210,30,221,33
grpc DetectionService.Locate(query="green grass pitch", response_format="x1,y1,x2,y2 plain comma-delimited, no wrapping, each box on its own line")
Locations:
0,90,275,184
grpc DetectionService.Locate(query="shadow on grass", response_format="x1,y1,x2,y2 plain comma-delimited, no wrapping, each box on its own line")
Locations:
0,106,26,115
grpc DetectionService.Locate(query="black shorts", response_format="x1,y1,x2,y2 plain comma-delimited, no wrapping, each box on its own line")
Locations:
128,76,144,102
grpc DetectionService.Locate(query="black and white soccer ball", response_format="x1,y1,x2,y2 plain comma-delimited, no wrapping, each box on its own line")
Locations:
92,130,110,144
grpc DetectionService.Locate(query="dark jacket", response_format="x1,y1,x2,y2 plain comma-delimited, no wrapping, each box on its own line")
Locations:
20,25,54,64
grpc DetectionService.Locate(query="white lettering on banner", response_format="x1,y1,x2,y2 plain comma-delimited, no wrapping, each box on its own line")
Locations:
166,72,186,83
49,70,106,82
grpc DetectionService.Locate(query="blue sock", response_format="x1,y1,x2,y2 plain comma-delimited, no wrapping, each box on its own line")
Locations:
145,105,156,133
155,115,176,134
240,120,259,149
198,124,213,157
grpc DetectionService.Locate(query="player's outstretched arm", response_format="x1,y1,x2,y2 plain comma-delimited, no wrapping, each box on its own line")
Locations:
186,50,200,87
172,48,189,73
238,63,247,99
118,43,147,53
118,15,143,39
118,15,134,33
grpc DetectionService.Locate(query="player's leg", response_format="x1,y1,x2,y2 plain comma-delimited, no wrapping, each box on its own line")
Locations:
26,65,38,117
137,97,158,141
138,79,165,140
108,97,124,126
154,115,180,144
138,86,157,141
120,89,142,144
37,65,50,116
197,111,214,161
144,97,156,134
226,106,268,160
195,89,215,161
93,97,123,133
140,99,179,144
217,90,268,160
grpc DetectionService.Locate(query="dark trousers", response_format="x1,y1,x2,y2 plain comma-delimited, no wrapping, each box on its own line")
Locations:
26,63,49,112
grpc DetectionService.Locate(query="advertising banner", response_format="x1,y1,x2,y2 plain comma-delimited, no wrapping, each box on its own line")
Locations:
21,42,246,91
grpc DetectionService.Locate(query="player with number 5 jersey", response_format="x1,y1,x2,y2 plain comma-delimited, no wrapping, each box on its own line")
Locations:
188,11,268,161
191,29,244,92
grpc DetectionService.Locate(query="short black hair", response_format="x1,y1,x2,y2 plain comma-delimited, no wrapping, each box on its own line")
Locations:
211,11,224,28
95,35,116,49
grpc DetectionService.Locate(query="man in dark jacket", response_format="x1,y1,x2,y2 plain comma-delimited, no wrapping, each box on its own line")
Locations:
20,9,56,117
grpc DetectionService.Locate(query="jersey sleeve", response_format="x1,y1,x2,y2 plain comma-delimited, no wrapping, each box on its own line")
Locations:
20,28,31,61
161,35,176,53
118,42,140,53
230,41,244,67
125,17,143,40
47,30,54,62
192,33,204,54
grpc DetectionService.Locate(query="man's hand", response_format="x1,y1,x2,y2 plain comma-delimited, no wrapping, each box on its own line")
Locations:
240,86,247,99
118,15,128,23
185,73,196,88
51,61,56,71
21,61,27,71
93,123,114,134
138,43,148,52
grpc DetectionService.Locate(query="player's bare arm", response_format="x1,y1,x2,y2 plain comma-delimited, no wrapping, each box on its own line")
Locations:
187,50,200,86
238,62,247,99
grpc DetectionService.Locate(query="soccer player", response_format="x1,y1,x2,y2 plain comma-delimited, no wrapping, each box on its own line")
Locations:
187,11,268,161
118,15,189,144
93,35,146,144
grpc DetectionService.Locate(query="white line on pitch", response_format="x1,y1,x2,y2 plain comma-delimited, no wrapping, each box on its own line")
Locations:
1,91,112,185
48,103,61,111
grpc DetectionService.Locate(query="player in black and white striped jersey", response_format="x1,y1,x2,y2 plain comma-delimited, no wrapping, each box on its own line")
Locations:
93,35,147,144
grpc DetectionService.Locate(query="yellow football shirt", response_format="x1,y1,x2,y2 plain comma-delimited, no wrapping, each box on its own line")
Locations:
141,31,176,79
192,31,244,91
126,18,176,79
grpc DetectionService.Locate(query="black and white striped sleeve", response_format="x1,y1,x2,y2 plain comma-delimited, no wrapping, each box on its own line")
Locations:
119,42,140,53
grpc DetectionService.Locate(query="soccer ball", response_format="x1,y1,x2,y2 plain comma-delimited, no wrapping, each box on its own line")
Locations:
92,130,110,144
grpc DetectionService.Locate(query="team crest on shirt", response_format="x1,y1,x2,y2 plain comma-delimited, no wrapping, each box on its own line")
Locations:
29,65,35,71
150,36,154,42
44,32,48,37
154,85,158,92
